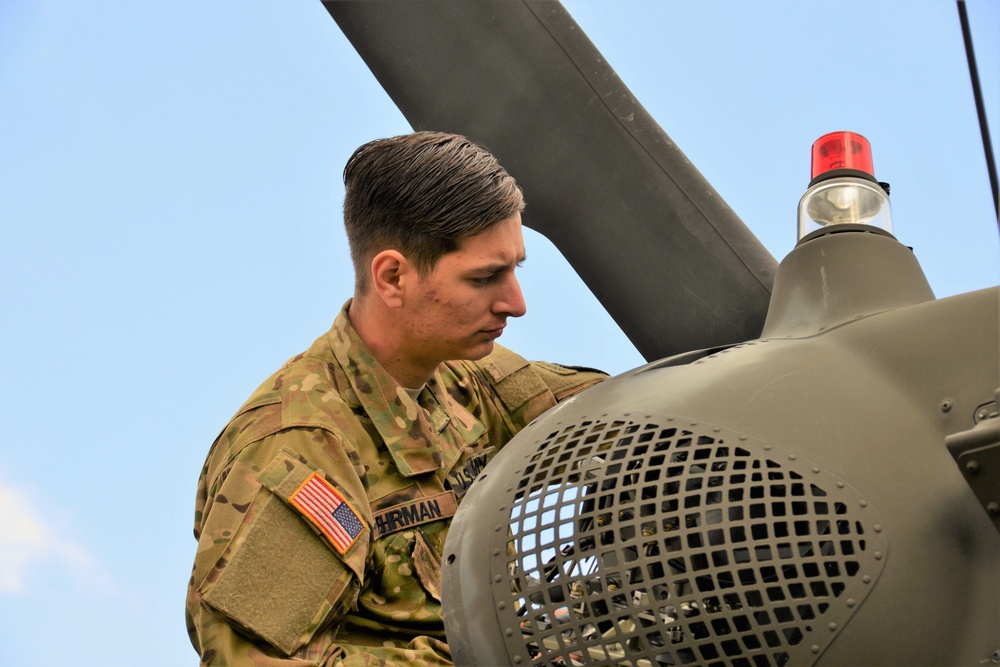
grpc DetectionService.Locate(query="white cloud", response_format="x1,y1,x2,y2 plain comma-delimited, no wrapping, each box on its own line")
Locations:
0,482,102,594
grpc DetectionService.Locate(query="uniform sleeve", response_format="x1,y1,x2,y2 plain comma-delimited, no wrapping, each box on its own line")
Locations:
528,360,608,402
187,427,452,666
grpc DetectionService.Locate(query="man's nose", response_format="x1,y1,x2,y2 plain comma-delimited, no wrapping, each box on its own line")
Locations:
496,274,527,318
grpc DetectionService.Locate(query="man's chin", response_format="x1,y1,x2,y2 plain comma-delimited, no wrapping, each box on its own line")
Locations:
461,340,496,361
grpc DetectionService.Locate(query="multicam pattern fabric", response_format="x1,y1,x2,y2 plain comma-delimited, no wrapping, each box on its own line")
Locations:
187,300,607,666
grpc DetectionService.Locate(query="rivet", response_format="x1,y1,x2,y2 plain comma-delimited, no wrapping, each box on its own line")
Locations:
859,500,868,508
505,487,513,493
874,525,883,533
789,454,797,461
739,436,748,441
493,549,501,556
811,645,821,654
713,427,721,433
764,445,772,451
940,399,953,412
836,481,845,488
494,575,503,582
966,460,981,474
499,505,506,511
863,575,872,584
846,598,856,608
874,551,883,560
812,467,820,474
494,525,502,532
513,656,523,664
695,360,704,364
498,602,506,610
690,422,699,427
987,502,1000,516
505,628,513,636
828,622,838,631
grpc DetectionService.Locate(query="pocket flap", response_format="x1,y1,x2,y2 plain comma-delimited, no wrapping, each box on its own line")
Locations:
198,486,358,655
412,530,443,603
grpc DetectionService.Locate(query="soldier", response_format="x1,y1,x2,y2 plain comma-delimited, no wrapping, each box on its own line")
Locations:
186,131,607,665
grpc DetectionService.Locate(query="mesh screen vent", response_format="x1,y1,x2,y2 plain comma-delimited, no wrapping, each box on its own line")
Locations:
494,417,886,667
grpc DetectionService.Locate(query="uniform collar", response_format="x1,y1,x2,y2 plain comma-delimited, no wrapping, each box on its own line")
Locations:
328,300,485,477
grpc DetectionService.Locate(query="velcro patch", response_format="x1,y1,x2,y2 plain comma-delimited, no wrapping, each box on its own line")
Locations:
373,491,458,539
290,473,365,555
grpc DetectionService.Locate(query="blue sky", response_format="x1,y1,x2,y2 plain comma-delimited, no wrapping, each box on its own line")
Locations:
0,1,997,664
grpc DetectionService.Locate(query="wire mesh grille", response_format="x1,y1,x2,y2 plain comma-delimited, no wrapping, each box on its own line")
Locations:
496,418,885,666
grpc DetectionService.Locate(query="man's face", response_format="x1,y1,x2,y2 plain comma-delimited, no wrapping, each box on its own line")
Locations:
402,213,527,367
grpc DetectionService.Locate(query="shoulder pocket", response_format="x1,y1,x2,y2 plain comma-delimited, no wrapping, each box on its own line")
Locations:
475,345,551,413
197,450,367,656
472,345,556,434
257,450,369,577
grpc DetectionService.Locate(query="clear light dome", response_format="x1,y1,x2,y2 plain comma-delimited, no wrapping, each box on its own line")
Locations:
797,176,893,239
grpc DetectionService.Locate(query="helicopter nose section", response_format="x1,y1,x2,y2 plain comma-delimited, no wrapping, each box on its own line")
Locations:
442,415,888,666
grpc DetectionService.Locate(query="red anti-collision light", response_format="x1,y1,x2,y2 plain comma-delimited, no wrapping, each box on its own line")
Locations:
811,131,874,179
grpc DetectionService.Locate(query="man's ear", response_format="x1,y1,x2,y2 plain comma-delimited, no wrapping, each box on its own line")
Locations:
370,249,413,309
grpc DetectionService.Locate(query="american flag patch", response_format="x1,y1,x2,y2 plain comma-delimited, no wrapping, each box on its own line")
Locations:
289,473,365,554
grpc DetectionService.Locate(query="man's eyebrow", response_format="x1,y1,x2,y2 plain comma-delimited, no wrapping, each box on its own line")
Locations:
478,254,526,273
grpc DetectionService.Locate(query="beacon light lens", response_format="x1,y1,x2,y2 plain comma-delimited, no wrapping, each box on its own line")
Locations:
811,131,874,180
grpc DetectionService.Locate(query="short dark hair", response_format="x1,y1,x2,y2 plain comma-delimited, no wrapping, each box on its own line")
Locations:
343,131,524,292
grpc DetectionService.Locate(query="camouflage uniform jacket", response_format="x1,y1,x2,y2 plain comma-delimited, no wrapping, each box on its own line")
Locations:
187,301,607,666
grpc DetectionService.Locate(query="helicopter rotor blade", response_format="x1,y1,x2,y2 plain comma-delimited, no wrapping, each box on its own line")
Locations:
323,0,777,360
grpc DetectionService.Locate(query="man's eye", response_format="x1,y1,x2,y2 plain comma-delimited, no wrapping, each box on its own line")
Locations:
472,276,497,286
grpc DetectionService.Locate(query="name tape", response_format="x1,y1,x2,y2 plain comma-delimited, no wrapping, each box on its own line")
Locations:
373,490,459,539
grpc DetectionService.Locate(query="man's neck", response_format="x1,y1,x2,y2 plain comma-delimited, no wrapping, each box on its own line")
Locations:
348,296,436,388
